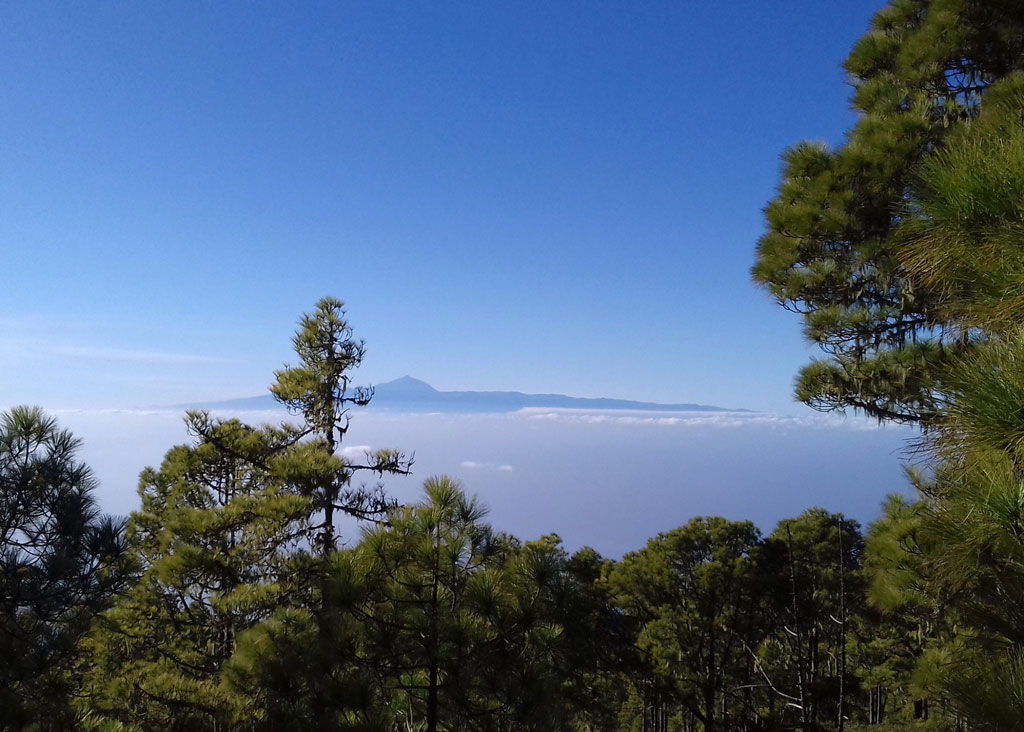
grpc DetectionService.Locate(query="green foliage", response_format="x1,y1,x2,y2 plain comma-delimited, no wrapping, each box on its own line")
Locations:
271,297,411,553
875,54,1024,724
753,0,1024,424
607,511,906,731
757,6,1024,720
78,415,313,730
341,478,604,731
225,479,621,732
0,407,128,731
225,603,384,731
913,390,1024,727
352,476,507,730
839,48,1024,730
758,510,864,730
77,298,412,730
902,74,1024,330
610,517,765,730
11,382,952,732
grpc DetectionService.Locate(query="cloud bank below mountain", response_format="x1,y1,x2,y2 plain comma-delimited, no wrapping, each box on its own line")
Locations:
54,402,915,558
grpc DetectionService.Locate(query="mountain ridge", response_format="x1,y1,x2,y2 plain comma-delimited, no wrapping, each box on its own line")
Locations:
174,376,748,413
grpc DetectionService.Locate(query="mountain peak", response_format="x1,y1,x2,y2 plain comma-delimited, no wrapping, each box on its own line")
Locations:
377,376,438,396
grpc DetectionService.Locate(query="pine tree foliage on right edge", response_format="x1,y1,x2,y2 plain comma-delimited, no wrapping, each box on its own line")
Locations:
753,0,1024,424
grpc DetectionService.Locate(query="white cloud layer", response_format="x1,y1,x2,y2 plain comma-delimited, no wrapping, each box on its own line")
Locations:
460,460,514,472
42,403,915,558
340,445,373,459
515,407,885,431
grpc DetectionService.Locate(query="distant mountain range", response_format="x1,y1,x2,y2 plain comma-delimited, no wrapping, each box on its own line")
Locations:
177,376,746,414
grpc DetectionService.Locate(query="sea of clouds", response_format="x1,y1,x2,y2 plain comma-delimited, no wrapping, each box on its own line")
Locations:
54,406,917,557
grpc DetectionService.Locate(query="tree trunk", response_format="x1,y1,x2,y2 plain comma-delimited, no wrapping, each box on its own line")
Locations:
837,525,847,732
427,662,439,732
787,524,810,731
427,529,440,732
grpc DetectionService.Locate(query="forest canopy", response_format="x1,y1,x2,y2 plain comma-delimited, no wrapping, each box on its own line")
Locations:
6,0,1024,730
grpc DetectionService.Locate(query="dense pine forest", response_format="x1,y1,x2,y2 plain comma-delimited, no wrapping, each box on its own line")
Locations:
6,0,1024,729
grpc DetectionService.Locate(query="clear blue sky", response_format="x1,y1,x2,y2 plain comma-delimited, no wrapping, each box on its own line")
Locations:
2,1,888,412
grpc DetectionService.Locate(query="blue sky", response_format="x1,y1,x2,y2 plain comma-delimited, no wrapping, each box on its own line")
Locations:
3,1,887,412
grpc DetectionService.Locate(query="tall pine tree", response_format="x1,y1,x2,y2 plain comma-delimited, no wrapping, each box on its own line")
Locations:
753,0,1024,424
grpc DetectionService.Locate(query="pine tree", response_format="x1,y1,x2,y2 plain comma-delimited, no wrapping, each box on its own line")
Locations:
857,492,961,730
79,298,411,730
475,534,625,732
913,343,1024,730
873,60,1024,731
901,73,1024,331
229,492,622,732
753,0,1024,424
609,517,764,732
270,297,411,554
758,511,864,731
223,568,386,731
78,416,312,730
755,6,1024,720
0,406,128,731
353,477,506,731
